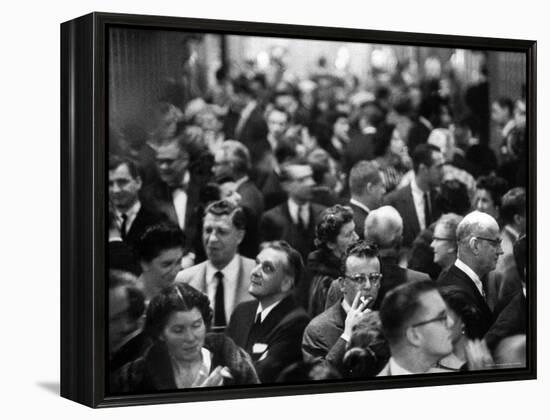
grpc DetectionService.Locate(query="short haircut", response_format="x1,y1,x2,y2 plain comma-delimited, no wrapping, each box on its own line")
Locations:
436,179,471,215
261,240,303,287
500,187,526,226
218,140,251,175
108,155,140,179
434,213,463,241
266,105,290,122
379,280,437,346
144,282,213,340
232,75,254,97
135,223,185,262
279,158,311,183
364,206,403,249
340,240,379,275
315,205,355,248
494,96,515,115
306,148,331,184
109,269,146,321
203,199,247,231
476,175,509,208
411,143,441,174
349,161,381,196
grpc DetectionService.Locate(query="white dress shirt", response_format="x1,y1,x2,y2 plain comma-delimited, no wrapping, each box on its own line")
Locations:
454,258,484,297
410,177,428,230
205,254,241,321
349,198,370,214
388,357,415,375
172,171,190,230
255,298,283,323
116,200,141,235
287,199,310,227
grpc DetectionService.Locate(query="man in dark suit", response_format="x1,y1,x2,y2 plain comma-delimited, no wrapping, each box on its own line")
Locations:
108,155,165,252
348,160,386,239
175,200,255,329
383,143,444,248
302,241,381,371
325,206,430,309
212,140,264,258
259,159,326,261
140,137,203,262
225,241,310,383
438,210,503,340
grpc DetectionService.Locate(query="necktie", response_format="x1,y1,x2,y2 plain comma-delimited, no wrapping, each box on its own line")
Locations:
297,205,307,231
424,192,432,226
213,271,226,327
120,213,128,240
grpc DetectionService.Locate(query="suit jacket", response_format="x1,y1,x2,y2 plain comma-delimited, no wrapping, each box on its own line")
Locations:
225,106,269,161
123,204,167,249
236,179,265,258
437,265,494,339
175,255,255,322
302,302,347,370
484,290,526,351
225,295,310,383
349,201,369,240
342,129,375,175
257,170,287,211
140,175,204,253
383,184,441,248
259,201,326,261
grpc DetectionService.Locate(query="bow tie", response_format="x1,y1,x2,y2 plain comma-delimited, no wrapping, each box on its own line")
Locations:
167,181,189,193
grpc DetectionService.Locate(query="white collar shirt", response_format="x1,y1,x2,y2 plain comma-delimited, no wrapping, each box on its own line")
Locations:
255,298,283,323
388,357,416,375
410,177,428,230
116,200,141,234
287,199,310,227
454,258,484,297
349,198,370,214
172,171,190,229
205,254,241,321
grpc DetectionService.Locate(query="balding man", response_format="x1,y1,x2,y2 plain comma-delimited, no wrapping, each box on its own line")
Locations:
437,210,503,339
325,206,430,309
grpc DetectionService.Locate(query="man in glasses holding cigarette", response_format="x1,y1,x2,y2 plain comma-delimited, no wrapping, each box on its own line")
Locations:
302,241,381,371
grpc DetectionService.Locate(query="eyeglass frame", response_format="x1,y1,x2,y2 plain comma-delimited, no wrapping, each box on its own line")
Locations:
432,236,456,242
473,236,502,247
343,272,383,287
410,311,452,328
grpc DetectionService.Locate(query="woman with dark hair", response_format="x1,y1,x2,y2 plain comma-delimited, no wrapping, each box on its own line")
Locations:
111,283,259,392
373,123,411,193
437,285,486,371
307,205,359,317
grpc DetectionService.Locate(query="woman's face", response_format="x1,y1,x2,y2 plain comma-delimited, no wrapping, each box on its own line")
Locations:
161,308,206,362
330,220,359,258
390,129,407,156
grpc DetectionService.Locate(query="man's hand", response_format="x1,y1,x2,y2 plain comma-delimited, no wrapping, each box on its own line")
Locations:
343,292,372,339
465,339,494,371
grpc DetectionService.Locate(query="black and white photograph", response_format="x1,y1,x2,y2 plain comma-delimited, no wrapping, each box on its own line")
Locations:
103,22,533,399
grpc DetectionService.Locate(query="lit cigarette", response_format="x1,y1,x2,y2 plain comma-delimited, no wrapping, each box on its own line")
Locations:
360,296,372,306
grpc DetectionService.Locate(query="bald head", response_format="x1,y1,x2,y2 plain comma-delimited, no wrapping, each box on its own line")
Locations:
456,210,503,276
364,206,403,249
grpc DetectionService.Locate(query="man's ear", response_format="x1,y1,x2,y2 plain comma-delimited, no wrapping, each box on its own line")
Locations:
338,276,346,293
140,261,149,273
236,228,245,246
281,274,294,293
468,237,479,255
406,326,422,347
136,176,143,190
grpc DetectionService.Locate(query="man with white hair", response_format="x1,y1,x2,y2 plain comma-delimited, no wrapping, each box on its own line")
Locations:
437,210,503,338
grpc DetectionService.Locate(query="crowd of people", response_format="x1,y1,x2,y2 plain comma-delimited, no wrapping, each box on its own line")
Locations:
107,61,528,392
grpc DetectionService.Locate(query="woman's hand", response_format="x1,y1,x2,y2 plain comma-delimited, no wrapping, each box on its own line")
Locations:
200,366,233,387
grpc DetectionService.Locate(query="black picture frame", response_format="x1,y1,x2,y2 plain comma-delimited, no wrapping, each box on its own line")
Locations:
61,11,537,408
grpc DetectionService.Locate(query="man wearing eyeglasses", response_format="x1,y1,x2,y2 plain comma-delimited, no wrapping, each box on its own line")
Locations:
225,241,310,383
378,280,454,375
437,210,503,339
302,241,381,371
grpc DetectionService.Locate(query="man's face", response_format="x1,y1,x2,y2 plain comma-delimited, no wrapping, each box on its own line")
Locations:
198,111,222,132
411,290,454,358
202,213,244,269
333,117,350,141
275,94,298,115
340,255,381,308
212,150,234,179
156,142,189,186
427,151,445,188
248,248,290,300
474,188,499,219
474,223,504,275
267,109,288,139
283,164,315,202
366,176,386,208
109,286,140,353
141,247,184,289
109,164,142,211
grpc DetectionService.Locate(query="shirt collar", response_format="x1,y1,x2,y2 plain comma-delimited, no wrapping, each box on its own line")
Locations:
349,198,370,214
116,200,141,219
504,225,520,241
256,298,283,323
411,176,425,196
388,357,415,375
287,198,308,223
454,258,483,295
206,253,240,284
